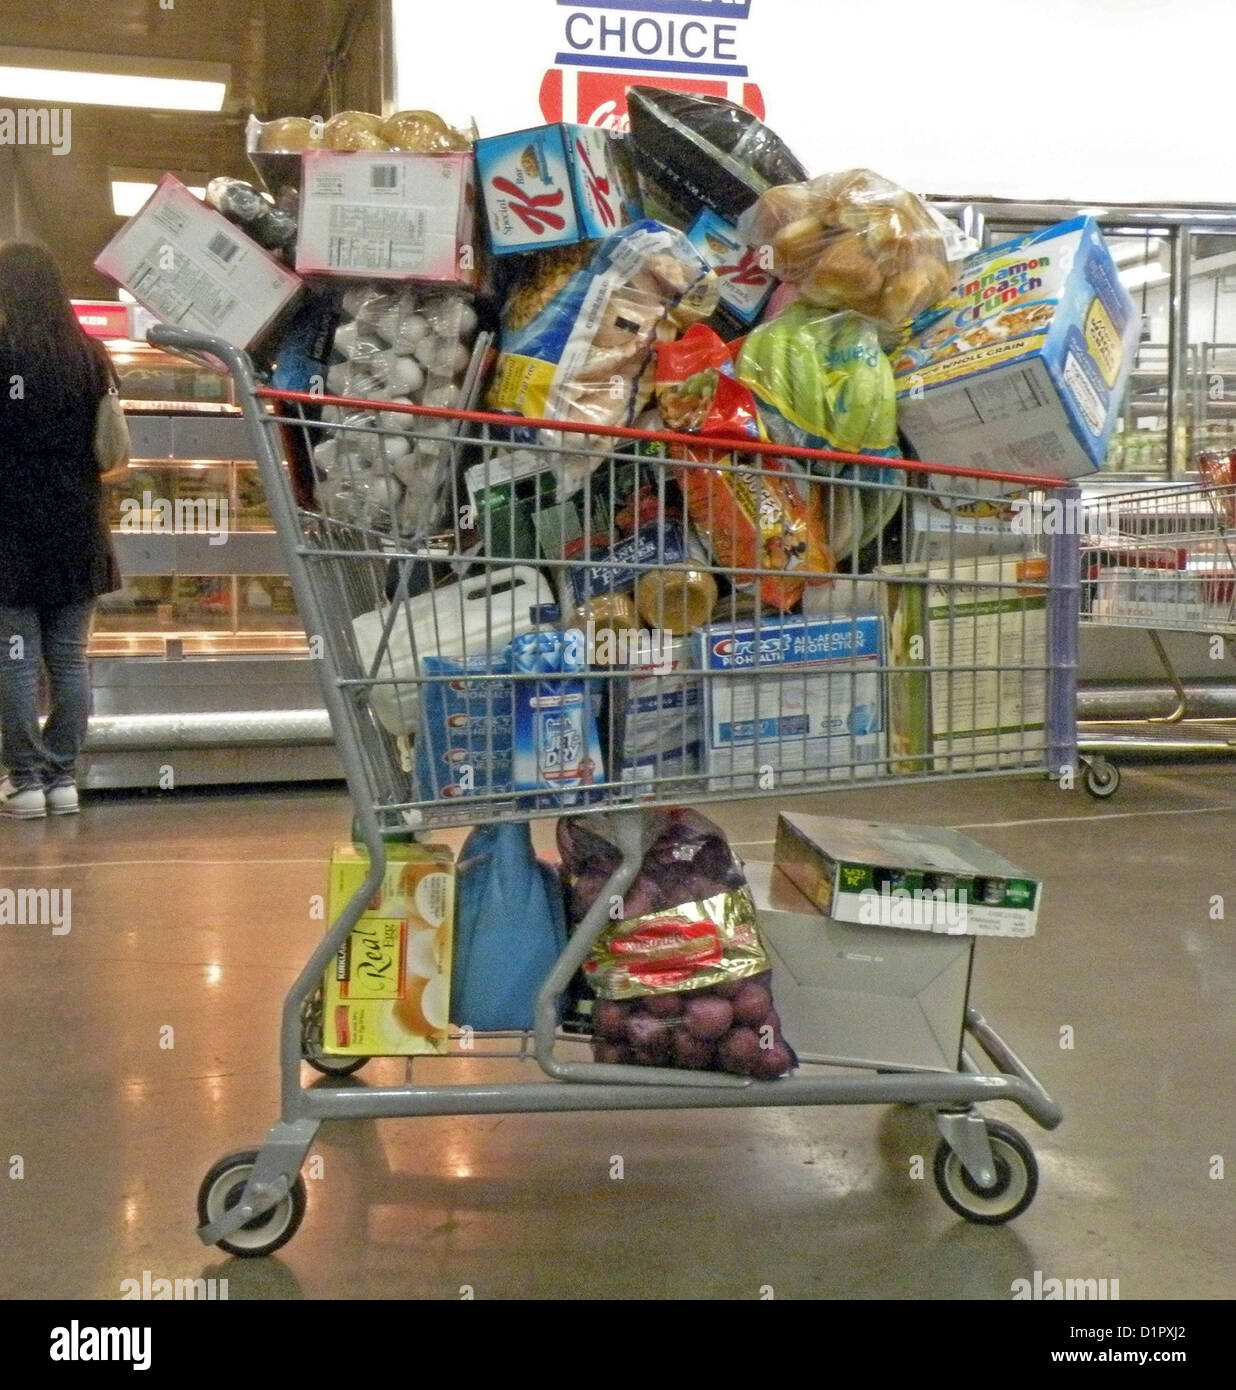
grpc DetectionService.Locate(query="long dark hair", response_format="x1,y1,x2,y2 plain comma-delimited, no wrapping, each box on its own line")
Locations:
0,242,105,407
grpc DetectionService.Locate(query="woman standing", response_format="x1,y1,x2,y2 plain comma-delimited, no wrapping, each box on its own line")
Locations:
0,242,122,818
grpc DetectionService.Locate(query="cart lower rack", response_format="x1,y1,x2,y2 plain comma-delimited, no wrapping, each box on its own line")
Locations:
1079,474,1236,796
149,325,1068,1255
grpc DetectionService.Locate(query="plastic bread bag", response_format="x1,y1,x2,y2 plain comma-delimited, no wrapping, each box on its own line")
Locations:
557,809,795,1077
655,323,832,611
737,169,955,331
626,87,808,226
735,302,899,458
487,220,719,494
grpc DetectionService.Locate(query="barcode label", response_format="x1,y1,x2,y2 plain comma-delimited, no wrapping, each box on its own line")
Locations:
207,231,239,264
370,165,398,191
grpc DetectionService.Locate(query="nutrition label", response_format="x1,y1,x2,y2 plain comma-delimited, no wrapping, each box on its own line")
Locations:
129,239,238,332
326,206,428,272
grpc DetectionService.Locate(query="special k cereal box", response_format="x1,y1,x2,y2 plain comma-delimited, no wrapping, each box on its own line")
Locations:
475,123,642,255
322,842,455,1055
893,217,1137,479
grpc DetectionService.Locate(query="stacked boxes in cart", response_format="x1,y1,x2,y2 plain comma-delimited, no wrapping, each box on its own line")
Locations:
91,95,1139,801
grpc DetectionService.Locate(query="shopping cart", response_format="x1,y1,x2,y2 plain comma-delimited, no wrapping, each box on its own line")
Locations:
148,324,1072,1255
1078,474,1236,796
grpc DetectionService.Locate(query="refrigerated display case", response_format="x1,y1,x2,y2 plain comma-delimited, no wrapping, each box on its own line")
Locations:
81,334,336,789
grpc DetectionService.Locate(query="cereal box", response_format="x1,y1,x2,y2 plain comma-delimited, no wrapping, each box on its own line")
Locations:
475,123,641,255
322,842,455,1055
893,217,1137,479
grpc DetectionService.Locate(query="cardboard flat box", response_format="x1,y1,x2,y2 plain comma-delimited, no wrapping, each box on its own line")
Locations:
93,174,303,350
322,842,455,1055
296,150,475,283
893,217,1137,479
879,555,1048,774
746,861,973,1073
475,123,641,255
773,811,1041,938
692,614,884,792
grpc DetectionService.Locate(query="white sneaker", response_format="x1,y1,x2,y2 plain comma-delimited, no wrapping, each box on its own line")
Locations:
46,782,80,816
0,778,46,819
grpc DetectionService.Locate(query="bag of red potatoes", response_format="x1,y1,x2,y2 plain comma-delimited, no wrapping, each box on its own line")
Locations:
557,809,796,1079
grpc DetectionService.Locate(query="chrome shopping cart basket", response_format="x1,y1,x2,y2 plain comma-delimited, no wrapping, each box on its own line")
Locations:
148,324,1071,1255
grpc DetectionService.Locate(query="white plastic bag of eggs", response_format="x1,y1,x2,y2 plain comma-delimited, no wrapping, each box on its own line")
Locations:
335,284,476,383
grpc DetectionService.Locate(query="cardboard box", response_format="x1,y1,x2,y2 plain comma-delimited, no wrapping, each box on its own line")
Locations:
93,174,303,350
773,812,1041,938
322,842,456,1055
685,207,775,328
692,614,885,791
893,217,1138,479
879,555,1048,774
296,150,475,282
747,860,973,1072
475,123,641,255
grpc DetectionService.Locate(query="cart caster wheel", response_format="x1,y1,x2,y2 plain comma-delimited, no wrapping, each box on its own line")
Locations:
1084,757,1121,799
300,992,369,1076
933,1120,1039,1225
197,1149,306,1258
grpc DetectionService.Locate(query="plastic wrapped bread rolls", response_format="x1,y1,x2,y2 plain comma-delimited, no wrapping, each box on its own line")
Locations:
739,169,955,329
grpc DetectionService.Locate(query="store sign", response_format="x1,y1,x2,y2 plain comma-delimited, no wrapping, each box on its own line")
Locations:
71,301,131,339
539,1,765,127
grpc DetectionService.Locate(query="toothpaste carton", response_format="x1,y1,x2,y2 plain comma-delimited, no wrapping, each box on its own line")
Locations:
416,650,516,802
475,123,642,255
692,614,885,791
893,217,1137,479
511,631,605,803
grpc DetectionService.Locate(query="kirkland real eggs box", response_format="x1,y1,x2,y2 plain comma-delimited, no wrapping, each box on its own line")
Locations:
892,217,1137,479
93,174,303,350
322,842,455,1055
691,614,884,791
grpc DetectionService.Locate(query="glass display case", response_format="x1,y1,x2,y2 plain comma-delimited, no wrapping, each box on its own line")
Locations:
80,337,335,788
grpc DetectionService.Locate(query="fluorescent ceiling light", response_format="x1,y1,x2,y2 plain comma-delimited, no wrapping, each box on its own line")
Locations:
111,179,205,217
0,47,227,112
1120,263,1170,290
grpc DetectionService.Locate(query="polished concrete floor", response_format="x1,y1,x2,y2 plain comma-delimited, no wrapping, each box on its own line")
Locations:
1,763,1234,1301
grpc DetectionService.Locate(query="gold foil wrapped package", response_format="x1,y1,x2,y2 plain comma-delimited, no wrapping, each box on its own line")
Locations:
584,885,768,1000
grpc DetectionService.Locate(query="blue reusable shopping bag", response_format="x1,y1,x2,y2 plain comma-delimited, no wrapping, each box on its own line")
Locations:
451,821,567,1031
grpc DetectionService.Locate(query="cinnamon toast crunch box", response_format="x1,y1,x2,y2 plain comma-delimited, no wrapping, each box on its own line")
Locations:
893,217,1137,479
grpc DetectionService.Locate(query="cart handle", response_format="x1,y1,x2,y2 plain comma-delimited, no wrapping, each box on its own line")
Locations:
256,384,1073,491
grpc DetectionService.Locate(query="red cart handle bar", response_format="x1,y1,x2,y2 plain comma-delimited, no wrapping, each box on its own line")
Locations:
255,385,1071,491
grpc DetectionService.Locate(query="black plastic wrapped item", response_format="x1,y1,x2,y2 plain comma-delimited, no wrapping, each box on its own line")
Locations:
626,86,808,226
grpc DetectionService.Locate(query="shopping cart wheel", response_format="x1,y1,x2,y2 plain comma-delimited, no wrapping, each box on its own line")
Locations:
197,1149,306,1258
933,1119,1039,1225
300,992,369,1076
1083,757,1121,799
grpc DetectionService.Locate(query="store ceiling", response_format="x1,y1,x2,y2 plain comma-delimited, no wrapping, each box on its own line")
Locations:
0,0,384,295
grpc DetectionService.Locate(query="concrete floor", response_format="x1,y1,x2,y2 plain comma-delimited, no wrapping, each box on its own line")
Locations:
1,763,1234,1301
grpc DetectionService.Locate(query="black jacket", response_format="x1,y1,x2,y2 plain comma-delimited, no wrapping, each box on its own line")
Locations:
0,336,122,608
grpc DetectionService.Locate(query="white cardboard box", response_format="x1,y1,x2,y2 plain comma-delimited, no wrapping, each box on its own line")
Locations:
296,150,475,283
746,861,974,1073
93,175,302,350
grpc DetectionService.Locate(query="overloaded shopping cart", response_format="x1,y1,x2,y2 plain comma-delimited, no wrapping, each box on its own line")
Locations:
149,322,1074,1256
1078,466,1236,796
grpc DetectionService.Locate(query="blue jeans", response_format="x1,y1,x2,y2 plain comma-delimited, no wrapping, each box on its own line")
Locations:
0,601,95,790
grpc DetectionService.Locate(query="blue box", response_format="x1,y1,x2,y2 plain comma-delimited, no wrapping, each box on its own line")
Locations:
893,216,1138,479
475,123,642,255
